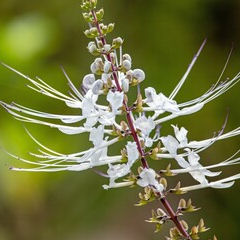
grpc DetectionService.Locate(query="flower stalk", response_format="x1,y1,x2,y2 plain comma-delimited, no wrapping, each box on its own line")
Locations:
90,6,191,239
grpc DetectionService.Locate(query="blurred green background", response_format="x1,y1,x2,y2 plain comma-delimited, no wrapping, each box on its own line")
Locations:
0,0,239,239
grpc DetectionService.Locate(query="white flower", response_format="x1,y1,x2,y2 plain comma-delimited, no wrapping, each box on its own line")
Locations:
106,163,131,186
158,93,179,113
135,115,156,147
89,125,104,146
82,91,99,128
126,142,139,166
144,87,179,114
98,111,116,126
175,149,221,184
145,87,156,103
161,135,179,155
145,137,154,148
90,144,108,166
172,125,188,147
135,115,155,136
107,90,124,113
133,69,145,82
137,168,164,192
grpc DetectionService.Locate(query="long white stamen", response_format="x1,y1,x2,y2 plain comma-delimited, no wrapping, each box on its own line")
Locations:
180,173,240,192
169,39,207,100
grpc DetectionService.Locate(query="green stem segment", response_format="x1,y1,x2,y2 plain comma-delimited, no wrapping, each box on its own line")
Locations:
91,9,191,240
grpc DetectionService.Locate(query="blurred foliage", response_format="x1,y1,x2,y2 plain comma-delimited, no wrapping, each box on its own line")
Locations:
0,0,239,239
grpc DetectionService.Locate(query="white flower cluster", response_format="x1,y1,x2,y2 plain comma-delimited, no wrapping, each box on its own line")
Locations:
1,12,240,194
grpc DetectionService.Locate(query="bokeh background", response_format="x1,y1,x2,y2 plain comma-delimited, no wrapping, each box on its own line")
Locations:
0,0,239,239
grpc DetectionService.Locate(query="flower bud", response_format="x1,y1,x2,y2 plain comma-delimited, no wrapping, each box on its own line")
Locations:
123,53,132,62
90,62,98,74
156,208,166,217
126,70,133,81
89,0,97,9
96,8,104,21
82,12,92,23
104,44,111,52
104,60,112,73
87,42,99,56
92,80,103,95
107,23,115,33
84,29,92,38
122,78,129,93
122,60,132,71
109,52,116,64
101,25,108,34
91,58,103,74
90,27,98,36
112,37,123,48
133,69,145,82
95,57,103,65
83,74,95,89
96,40,103,48
101,73,110,83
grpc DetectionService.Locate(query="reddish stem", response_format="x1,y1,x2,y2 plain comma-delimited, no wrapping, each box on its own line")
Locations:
91,10,191,239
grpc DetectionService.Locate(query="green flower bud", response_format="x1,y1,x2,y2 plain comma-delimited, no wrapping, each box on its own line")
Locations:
90,0,97,9
96,8,104,21
82,12,93,23
107,23,115,33
90,27,98,37
100,24,108,35
112,37,123,49
84,29,93,38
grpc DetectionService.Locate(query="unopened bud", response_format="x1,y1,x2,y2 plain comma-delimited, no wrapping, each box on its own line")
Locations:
126,70,133,81
83,74,95,89
122,78,129,93
82,12,92,23
104,44,111,52
96,8,104,21
133,69,145,82
90,27,98,36
178,199,186,209
112,37,123,48
104,60,112,73
88,42,99,56
159,178,167,189
156,208,166,217
191,226,199,235
84,29,92,38
122,60,132,71
107,23,115,33
90,62,98,74
123,53,132,62
92,80,103,95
